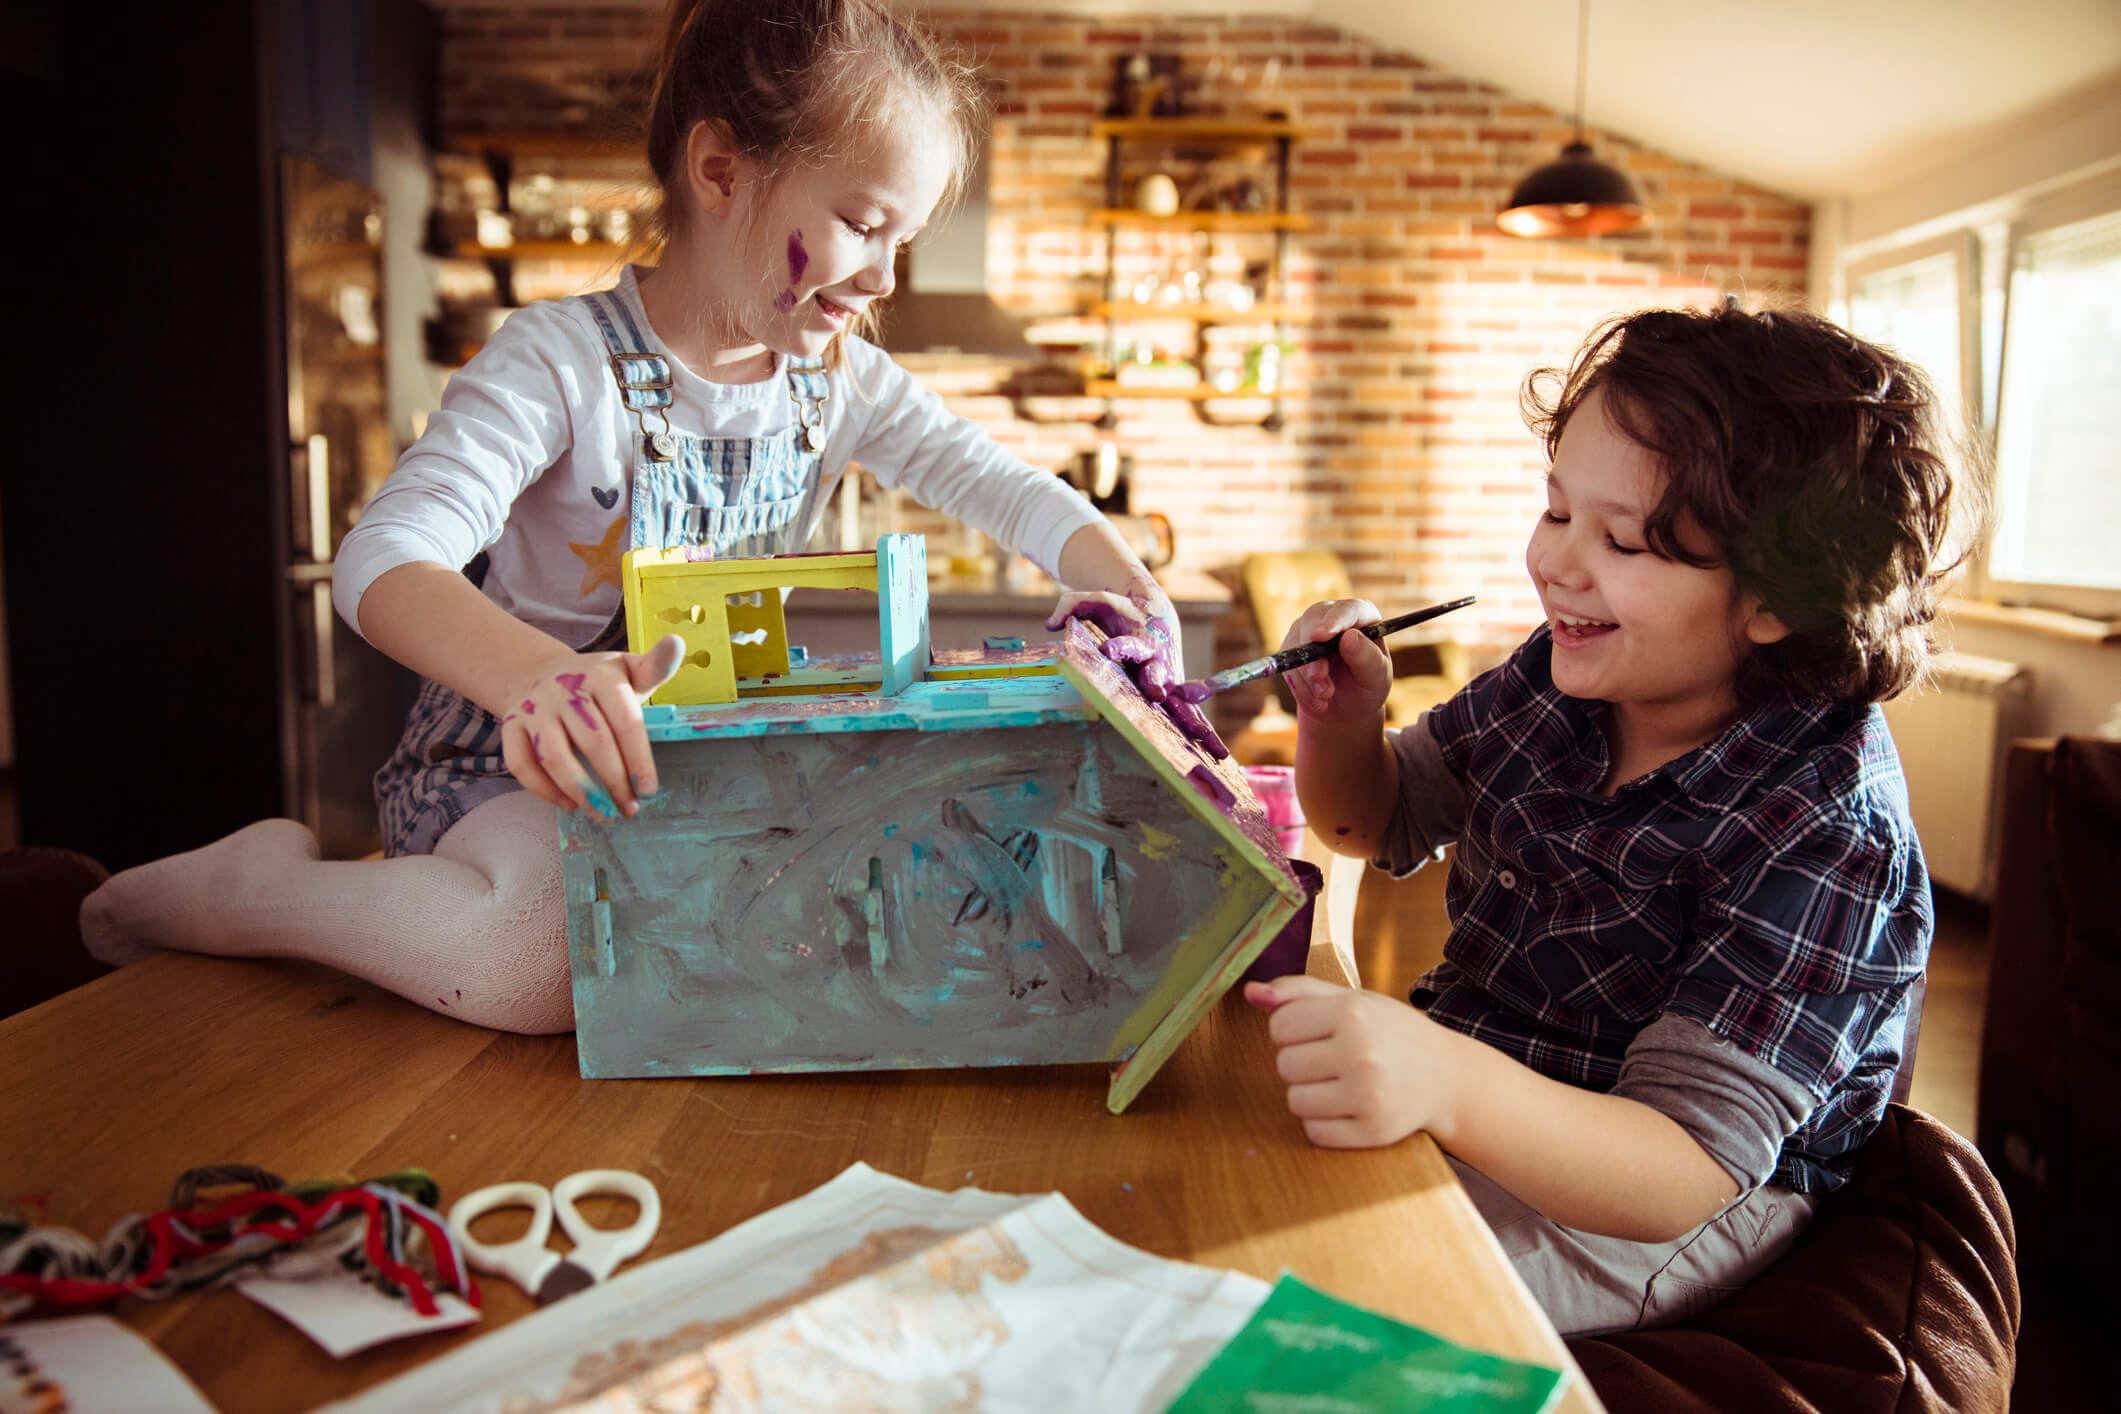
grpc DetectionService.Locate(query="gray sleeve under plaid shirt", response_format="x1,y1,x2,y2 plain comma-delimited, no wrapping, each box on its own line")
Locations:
1374,626,1932,1195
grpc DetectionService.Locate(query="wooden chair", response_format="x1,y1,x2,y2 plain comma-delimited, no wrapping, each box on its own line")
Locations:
1300,827,1366,987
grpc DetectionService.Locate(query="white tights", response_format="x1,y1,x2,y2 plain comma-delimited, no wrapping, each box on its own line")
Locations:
78,792,573,1034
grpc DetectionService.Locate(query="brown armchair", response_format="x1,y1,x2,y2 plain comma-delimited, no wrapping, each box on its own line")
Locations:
1568,1105,2017,1411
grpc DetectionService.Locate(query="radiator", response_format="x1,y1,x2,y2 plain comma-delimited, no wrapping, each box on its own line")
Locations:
1881,650,2032,901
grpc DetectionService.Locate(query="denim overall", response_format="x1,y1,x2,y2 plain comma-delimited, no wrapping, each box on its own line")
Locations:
374,290,832,857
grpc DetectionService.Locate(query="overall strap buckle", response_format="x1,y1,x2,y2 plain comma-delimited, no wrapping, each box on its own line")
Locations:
609,353,672,395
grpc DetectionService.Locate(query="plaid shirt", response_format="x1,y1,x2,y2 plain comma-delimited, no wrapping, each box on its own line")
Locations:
1397,627,1930,1193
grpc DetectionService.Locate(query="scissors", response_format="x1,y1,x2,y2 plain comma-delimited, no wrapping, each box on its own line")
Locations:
445,1170,661,1304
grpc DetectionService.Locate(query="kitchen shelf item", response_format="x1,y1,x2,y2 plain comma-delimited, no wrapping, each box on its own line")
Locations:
1092,117,1302,431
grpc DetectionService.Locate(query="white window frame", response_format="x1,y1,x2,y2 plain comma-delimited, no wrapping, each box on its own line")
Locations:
1844,230,1982,447
1980,170,2121,620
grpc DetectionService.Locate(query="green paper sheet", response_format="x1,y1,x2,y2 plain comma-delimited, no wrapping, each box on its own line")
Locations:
1161,1274,1568,1414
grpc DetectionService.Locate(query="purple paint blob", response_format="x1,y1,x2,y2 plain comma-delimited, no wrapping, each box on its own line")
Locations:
556,672,586,693
1186,764,1236,811
773,288,799,313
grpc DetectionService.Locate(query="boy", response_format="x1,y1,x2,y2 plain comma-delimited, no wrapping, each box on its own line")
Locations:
1248,302,1971,1336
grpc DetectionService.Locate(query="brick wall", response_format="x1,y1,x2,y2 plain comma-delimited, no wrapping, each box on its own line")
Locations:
434,4,1810,663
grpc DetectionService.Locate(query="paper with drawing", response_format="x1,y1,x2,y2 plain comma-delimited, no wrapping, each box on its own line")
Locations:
320,1163,1270,1413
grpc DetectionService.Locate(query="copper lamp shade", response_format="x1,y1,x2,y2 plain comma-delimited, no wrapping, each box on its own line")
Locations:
1498,0,1651,239
1498,141,1649,237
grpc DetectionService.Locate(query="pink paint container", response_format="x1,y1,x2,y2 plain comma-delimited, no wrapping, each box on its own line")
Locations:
1242,765,1306,858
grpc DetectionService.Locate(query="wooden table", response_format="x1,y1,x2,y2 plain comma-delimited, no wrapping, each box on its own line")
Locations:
1,863,1599,1413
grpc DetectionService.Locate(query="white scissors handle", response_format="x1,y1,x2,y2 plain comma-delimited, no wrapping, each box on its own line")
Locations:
551,1170,661,1283
447,1181,560,1296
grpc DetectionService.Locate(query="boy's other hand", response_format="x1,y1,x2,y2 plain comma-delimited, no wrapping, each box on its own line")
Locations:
1244,975,1460,1149
1279,599,1392,726
497,634,683,819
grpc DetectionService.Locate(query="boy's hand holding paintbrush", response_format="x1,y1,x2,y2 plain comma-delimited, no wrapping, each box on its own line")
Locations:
1171,596,1475,722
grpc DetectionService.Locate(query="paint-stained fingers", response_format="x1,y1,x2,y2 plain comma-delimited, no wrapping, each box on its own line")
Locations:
501,718,576,812
1098,633,1158,666
1161,697,1229,759
559,701,634,820
589,674,661,812
1045,590,1145,637
1133,651,1176,701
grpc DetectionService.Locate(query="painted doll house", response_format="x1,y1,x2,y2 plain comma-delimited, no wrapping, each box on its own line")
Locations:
560,535,1305,1112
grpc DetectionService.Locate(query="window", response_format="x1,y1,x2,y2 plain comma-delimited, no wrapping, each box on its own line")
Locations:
1845,232,1982,589
1849,243,1973,444
1840,172,2121,621
1989,208,2121,600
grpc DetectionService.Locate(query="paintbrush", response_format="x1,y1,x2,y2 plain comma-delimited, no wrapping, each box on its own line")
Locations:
1169,595,1477,702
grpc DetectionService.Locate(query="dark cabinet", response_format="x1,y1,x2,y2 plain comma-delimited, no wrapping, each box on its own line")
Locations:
275,0,374,184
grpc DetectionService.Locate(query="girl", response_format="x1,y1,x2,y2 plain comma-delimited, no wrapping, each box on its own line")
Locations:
81,0,1217,1032
1248,303,1973,1336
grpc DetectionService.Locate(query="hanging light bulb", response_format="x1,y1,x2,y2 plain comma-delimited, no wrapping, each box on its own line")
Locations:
1499,0,1649,238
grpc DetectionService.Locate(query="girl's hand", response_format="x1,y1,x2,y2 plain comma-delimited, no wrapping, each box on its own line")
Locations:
498,634,685,818
1244,975,1461,1149
1047,591,1229,759
1279,598,1392,727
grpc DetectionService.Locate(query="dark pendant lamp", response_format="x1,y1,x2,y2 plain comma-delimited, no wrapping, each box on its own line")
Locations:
1498,0,1650,238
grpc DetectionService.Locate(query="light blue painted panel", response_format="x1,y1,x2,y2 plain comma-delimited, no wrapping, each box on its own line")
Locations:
876,533,929,696
561,717,1281,1079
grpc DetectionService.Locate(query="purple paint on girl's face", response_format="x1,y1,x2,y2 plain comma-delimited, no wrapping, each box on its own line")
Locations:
772,228,809,313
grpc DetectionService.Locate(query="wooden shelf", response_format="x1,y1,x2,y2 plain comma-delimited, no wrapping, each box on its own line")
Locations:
1091,301,1303,323
1091,118,1304,145
1084,380,1292,401
1091,209,1310,233
449,239,630,262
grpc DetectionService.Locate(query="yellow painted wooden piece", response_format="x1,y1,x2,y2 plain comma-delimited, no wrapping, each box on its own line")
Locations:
623,547,883,707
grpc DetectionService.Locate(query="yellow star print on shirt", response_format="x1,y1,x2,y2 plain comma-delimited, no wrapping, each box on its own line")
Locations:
568,513,627,597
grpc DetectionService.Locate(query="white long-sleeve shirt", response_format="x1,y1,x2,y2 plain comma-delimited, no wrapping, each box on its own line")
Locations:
335,264,1100,649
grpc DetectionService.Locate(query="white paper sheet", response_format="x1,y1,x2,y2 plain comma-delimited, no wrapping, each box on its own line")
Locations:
0,1314,220,1414
236,1270,482,1356
321,1163,1271,1414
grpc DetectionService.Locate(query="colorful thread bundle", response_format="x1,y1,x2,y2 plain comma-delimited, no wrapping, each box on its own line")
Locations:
1,1165,479,1319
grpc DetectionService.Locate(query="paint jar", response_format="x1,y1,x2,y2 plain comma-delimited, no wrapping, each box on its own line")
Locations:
1242,764,1305,858
1241,858,1322,985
